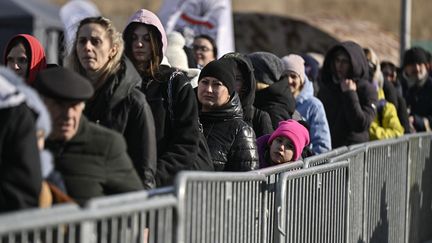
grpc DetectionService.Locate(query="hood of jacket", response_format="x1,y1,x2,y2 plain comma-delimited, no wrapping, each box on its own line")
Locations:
321,41,370,88
221,52,256,116
247,52,285,85
103,56,142,109
199,92,244,121
0,69,26,109
296,75,314,104
124,9,167,60
0,67,51,137
4,34,47,85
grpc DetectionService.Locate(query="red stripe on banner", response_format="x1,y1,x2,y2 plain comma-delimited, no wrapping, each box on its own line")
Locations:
180,13,214,29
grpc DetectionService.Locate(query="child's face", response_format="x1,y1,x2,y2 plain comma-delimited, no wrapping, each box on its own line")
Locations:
269,136,295,164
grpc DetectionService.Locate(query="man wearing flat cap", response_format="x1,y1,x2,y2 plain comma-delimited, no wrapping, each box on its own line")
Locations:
34,67,143,205
400,47,432,132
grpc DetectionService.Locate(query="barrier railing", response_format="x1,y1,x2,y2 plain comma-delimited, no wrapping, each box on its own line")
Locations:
362,137,409,243
329,146,367,243
0,204,85,243
253,161,303,243
303,146,348,168
1,133,432,243
405,133,432,243
175,171,266,243
85,195,178,243
276,161,350,243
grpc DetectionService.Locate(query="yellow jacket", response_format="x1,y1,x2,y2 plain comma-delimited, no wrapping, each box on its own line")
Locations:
369,89,404,140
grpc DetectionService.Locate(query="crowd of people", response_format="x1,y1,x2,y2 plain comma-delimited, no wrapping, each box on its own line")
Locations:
1,8,431,213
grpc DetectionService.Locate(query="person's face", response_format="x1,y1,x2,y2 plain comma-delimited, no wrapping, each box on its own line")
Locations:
193,38,215,67
197,77,230,111
76,23,116,73
6,43,28,79
333,51,351,80
404,63,428,80
43,97,84,141
131,25,152,64
287,71,303,97
381,65,397,83
269,136,295,164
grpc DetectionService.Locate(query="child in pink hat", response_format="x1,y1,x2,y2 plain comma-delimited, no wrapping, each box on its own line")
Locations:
256,119,310,167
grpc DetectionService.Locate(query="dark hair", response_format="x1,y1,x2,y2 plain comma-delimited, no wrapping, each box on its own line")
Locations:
194,34,217,58
380,61,397,72
296,119,314,158
4,36,31,78
123,22,162,78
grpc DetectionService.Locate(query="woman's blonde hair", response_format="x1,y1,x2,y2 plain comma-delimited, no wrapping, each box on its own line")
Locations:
65,16,124,86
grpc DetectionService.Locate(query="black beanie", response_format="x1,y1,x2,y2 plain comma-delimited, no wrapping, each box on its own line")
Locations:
403,47,429,67
198,59,236,95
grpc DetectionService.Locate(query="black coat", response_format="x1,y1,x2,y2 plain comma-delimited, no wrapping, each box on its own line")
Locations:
318,41,378,147
0,103,42,212
405,77,432,132
141,66,212,187
383,79,410,133
84,57,157,189
254,77,296,129
200,93,259,171
46,117,143,206
221,53,273,137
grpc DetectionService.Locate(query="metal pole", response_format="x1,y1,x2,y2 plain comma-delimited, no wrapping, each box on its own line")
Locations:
400,0,412,64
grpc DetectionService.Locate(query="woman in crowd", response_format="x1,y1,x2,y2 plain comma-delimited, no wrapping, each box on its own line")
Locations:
197,58,259,171
66,16,157,189
3,34,47,85
192,34,217,69
247,51,299,129
256,119,310,168
221,52,273,137
123,9,213,186
281,54,331,154
363,48,404,140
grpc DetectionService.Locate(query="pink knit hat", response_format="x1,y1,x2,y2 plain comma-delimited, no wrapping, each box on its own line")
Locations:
268,119,310,161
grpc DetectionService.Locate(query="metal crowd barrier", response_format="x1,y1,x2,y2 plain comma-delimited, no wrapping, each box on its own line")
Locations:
276,161,350,243
84,194,178,243
175,171,266,243
0,203,85,243
1,133,432,243
303,146,348,168
405,133,432,243
329,146,367,243
361,137,410,243
253,161,304,243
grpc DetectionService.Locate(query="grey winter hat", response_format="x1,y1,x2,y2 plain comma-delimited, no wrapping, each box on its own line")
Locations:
247,52,285,85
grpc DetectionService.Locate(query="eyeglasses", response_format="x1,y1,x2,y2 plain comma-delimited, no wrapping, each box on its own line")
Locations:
193,45,212,52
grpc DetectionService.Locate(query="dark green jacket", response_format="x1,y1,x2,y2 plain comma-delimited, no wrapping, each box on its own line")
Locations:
46,117,143,205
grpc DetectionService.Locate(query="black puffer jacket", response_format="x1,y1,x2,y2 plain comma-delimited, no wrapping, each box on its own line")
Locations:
221,52,273,137
318,41,378,147
200,93,259,171
84,57,157,189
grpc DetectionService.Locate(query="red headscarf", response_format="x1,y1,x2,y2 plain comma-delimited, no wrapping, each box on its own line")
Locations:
4,34,47,85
